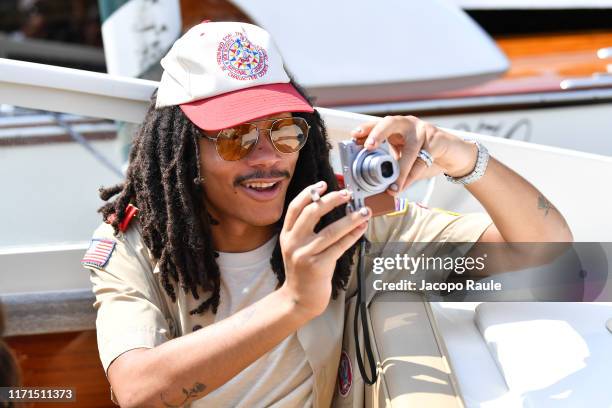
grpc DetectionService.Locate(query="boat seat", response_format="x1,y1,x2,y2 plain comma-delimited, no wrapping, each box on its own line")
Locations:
475,302,612,407
429,302,612,407
365,292,463,407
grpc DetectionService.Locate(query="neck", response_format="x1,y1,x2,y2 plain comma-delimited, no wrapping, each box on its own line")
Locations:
209,217,276,253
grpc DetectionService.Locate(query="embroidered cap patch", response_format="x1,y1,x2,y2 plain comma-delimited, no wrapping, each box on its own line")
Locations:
217,32,269,80
81,239,116,268
337,350,353,397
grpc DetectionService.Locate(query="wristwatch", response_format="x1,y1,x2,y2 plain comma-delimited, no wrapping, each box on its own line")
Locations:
444,140,489,185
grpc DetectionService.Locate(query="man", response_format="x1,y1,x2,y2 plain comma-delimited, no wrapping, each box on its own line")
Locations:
82,21,572,407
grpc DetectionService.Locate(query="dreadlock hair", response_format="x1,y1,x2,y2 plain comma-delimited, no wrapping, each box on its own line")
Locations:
98,80,357,315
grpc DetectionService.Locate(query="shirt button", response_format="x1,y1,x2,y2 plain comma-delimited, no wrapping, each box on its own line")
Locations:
192,325,203,332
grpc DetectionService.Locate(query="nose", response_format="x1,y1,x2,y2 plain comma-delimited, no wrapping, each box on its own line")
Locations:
245,129,281,167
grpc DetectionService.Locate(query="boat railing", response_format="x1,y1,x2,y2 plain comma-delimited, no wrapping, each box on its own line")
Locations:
560,46,612,90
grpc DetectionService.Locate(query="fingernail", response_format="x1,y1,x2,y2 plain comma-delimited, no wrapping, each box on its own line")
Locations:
365,139,374,146
316,181,325,188
359,207,370,216
389,183,399,191
340,189,349,197
352,127,363,135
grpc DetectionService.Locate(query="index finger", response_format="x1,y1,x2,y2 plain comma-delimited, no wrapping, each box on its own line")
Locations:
350,121,379,141
364,116,414,151
283,181,327,231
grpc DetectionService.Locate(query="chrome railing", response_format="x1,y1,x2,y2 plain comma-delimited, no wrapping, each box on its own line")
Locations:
560,46,612,90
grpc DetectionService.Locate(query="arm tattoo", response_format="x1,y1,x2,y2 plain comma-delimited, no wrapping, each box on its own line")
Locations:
160,382,206,407
537,194,553,216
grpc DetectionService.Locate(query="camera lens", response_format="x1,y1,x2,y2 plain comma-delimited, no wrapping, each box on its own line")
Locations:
354,150,399,192
381,161,393,178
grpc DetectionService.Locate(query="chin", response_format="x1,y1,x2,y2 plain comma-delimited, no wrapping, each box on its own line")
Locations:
245,208,283,227
246,217,281,227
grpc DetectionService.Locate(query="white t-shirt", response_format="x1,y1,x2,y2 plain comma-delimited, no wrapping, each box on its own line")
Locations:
193,236,314,408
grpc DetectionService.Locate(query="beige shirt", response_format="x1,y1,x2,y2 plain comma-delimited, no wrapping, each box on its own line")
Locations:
194,236,313,407
84,201,491,407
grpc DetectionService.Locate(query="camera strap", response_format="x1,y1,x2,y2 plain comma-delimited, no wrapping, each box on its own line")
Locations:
353,238,378,385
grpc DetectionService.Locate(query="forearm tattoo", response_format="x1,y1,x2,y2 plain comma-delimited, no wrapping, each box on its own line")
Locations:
159,305,259,406
160,382,206,407
537,194,553,216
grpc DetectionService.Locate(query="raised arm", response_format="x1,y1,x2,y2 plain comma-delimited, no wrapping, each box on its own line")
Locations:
351,116,573,244
464,154,572,243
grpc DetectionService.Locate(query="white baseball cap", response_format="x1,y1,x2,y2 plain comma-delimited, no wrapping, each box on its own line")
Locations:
156,21,313,131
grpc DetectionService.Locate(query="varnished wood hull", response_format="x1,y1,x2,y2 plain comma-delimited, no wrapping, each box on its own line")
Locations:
5,331,112,408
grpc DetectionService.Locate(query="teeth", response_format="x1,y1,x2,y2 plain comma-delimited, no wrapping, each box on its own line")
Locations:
244,182,276,189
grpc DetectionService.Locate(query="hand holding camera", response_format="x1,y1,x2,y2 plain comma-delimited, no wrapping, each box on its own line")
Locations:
279,181,371,319
341,115,480,216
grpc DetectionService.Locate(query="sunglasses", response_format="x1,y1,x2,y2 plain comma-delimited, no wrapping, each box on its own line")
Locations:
201,117,310,161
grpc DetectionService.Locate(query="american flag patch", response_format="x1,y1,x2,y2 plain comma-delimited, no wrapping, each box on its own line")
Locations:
81,239,116,268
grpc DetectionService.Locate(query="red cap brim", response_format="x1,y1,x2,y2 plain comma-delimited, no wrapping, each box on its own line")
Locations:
179,83,314,131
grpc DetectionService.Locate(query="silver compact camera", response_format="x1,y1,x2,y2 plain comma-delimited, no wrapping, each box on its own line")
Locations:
338,140,400,214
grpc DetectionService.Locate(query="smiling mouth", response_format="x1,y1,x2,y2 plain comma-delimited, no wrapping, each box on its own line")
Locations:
234,170,290,200
242,181,280,191
237,178,285,202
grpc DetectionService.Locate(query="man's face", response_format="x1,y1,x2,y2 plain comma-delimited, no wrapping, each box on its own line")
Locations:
198,112,300,228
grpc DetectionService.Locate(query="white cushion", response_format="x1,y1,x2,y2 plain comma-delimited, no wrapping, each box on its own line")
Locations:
475,302,612,407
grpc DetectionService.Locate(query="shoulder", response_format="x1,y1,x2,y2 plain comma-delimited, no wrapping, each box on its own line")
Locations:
104,203,139,233
366,199,491,243
83,205,153,273
365,199,419,242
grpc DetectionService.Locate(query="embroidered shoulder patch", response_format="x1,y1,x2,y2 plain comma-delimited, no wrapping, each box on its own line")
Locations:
433,208,461,216
386,198,409,217
81,239,116,269
337,350,353,397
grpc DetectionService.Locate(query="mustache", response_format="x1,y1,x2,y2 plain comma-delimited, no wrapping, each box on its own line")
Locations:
233,169,291,186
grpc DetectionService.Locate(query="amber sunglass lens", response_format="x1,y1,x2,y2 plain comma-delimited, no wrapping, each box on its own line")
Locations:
270,118,309,153
216,124,258,161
